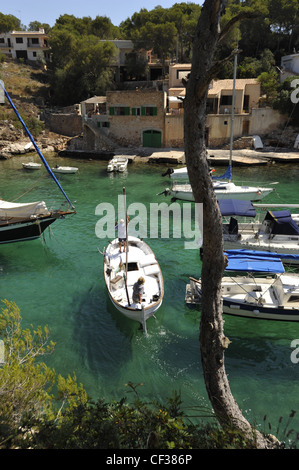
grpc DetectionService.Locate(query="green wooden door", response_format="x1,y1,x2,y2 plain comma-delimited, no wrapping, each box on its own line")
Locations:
142,130,162,148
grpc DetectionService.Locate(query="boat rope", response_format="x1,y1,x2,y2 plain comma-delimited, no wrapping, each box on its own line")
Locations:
0,80,74,209
10,174,48,202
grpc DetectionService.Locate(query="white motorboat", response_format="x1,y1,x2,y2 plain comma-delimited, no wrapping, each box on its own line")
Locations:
186,250,299,321
103,235,164,333
52,165,78,174
107,156,128,173
22,162,42,170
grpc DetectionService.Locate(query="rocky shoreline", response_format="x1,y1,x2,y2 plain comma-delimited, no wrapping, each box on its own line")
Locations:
0,132,71,159
1,130,298,167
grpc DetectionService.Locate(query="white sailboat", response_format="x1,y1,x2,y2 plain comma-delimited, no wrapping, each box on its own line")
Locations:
102,189,164,333
161,52,274,202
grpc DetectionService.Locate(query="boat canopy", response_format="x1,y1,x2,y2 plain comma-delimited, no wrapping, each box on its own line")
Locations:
264,210,299,236
225,249,285,273
0,200,49,219
218,199,256,217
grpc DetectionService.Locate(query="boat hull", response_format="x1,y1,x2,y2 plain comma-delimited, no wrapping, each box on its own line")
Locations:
221,298,299,321
0,211,74,244
22,163,42,170
52,167,78,174
187,275,299,322
170,184,273,202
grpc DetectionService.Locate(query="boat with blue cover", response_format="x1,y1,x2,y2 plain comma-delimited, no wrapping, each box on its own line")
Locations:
222,201,299,264
186,250,299,321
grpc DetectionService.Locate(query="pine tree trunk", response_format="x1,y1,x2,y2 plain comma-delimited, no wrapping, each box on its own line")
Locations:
184,0,276,447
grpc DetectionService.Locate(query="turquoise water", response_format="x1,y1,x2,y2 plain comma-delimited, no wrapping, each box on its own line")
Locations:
1,154,299,438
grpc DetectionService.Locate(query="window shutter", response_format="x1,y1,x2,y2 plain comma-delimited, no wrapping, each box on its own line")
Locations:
125,107,130,115
153,107,157,116
109,107,115,116
141,107,146,116
132,108,136,116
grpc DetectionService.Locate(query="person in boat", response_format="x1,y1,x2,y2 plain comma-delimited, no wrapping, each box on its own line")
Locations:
132,277,145,304
115,215,130,252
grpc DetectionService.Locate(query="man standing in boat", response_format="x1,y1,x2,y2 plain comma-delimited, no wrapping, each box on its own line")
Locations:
132,277,145,305
115,215,130,252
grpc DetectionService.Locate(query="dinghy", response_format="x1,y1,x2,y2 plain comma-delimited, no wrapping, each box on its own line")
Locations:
22,162,42,170
52,165,78,174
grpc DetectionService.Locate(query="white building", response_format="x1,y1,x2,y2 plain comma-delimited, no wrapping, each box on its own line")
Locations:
0,29,50,62
280,53,299,80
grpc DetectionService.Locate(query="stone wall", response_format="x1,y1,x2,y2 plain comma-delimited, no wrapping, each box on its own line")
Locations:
46,113,83,137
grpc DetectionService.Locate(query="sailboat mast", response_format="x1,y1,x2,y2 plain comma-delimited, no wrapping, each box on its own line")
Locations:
123,187,130,306
229,50,238,182
0,80,74,209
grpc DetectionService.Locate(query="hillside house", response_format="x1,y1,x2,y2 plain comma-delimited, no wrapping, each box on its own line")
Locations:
0,29,50,62
280,53,299,81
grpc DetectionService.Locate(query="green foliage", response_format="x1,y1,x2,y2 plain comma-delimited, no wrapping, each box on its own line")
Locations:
0,13,21,33
0,300,296,449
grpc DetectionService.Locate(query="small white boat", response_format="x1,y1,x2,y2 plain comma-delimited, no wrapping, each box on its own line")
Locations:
52,165,78,174
186,250,299,322
165,180,274,201
22,162,42,170
107,156,128,173
103,235,164,332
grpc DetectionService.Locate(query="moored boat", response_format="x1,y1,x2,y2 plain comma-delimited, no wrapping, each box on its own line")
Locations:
107,156,128,173
186,250,299,321
52,165,78,174
22,162,42,170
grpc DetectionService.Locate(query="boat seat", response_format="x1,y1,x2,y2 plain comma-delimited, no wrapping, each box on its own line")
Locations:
139,254,156,267
143,264,160,276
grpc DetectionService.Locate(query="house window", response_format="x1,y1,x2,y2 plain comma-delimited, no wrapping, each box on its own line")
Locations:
0,38,4,44
141,106,157,116
16,37,23,43
33,52,37,57
31,38,39,44
220,95,232,106
98,121,110,128
132,107,141,116
109,106,130,116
